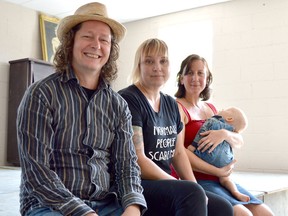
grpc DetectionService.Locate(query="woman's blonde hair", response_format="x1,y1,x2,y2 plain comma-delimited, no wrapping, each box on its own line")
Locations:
129,38,168,84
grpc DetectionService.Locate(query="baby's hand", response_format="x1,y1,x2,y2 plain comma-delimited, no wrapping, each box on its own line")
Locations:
187,145,196,152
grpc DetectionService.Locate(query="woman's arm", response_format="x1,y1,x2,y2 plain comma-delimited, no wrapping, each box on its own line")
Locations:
177,103,237,178
132,126,175,180
172,129,197,182
122,204,141,216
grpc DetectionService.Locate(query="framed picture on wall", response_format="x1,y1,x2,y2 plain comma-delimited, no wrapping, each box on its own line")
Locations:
39,14,60,63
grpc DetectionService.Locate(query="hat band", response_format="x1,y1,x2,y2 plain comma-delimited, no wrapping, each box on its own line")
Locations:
92,13,104,17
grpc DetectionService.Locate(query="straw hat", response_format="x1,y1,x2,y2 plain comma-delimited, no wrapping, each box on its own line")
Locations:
57,2,126,43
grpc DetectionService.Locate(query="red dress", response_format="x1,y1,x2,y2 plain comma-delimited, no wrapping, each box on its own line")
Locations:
172,101,219,181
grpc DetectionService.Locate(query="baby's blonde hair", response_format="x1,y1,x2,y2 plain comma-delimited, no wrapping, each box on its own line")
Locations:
219,107,248,133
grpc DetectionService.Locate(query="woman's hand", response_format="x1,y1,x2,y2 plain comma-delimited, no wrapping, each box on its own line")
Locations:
197,129,225,153
85,213,98,216
215,160,236,177
122,205,141,216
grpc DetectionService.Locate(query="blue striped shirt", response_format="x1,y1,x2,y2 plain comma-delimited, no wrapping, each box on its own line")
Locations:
17,69,146,215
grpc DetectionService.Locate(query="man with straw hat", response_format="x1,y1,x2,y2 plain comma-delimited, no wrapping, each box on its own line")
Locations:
17,2,147,216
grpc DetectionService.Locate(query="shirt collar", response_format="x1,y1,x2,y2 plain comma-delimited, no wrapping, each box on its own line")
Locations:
60,65,111,90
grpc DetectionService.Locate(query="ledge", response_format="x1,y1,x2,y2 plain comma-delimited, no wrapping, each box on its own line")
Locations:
231,171,288,195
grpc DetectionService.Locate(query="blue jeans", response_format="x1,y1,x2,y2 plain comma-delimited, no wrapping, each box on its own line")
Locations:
26,197,123,216
194,140,234,168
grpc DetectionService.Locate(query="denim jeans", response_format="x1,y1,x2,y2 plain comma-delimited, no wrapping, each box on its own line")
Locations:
26,196,123,216
194,140,234,168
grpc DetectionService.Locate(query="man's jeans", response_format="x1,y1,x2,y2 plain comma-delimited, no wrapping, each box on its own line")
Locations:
26,197,123,216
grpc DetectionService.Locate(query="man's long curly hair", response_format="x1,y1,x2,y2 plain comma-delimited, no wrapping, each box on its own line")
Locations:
53,23,120,83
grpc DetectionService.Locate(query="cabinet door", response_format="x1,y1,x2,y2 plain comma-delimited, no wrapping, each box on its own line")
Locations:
7,58,54,166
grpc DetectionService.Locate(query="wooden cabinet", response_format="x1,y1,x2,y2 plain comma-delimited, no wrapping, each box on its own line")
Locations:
7,58,55,166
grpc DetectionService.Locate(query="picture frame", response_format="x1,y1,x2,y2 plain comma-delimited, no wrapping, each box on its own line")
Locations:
39,14,60,63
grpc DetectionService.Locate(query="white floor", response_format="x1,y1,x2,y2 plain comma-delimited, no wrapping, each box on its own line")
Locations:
0,166,21,216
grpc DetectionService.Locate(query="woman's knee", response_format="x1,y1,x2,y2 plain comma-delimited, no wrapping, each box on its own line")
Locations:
244,203,274,216
206,191,233,216
181,181,206,200
233,204,253,216
175,181,207,215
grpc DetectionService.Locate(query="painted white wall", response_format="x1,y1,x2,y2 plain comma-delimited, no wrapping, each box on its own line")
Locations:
1,0,287,173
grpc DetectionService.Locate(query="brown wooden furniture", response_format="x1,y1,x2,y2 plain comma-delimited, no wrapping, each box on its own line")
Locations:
7,58,55,166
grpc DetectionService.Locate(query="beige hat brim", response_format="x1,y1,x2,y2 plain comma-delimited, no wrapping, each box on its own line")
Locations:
57,14,126,43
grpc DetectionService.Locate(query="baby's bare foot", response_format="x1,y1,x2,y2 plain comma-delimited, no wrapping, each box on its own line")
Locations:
233,191,250,202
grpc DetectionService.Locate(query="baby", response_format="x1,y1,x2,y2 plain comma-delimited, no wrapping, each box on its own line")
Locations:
188,106,249,202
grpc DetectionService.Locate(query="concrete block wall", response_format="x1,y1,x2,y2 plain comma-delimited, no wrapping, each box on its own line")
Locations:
116,0,288,173
211,0,288,173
